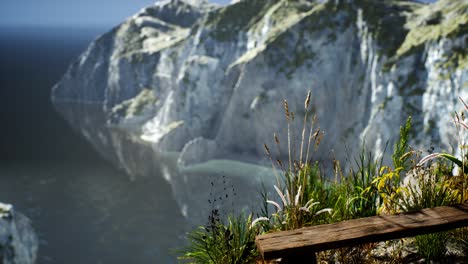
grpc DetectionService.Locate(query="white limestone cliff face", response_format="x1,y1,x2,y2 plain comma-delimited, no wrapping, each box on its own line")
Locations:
0,203,38,264
51,0,467,223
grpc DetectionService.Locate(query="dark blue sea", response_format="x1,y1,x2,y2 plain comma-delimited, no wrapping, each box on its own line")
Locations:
0,26,185,263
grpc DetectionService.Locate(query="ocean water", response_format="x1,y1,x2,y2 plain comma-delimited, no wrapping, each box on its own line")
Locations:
0,26,186,263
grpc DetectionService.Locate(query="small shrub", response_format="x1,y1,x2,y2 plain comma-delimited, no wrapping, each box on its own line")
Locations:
347,147,383,219
415,232,448,261
327,148,383,222
178,211,259,264
402,167,456,212
418,96,468,204
373,117,414,214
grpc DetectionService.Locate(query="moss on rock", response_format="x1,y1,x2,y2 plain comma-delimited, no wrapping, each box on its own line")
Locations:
111,88,158,119
206,0,273,42
397,0,468,58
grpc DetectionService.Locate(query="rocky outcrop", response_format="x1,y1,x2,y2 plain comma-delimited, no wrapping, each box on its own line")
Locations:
0,203,38,264
51,0,467,224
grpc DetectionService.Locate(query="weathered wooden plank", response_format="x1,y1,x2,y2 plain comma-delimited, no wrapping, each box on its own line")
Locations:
256,203,468,260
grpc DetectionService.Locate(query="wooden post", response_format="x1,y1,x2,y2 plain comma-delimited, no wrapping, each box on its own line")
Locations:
281,252,317,264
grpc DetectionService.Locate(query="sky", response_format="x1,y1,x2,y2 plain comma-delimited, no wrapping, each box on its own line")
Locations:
0,0,230,28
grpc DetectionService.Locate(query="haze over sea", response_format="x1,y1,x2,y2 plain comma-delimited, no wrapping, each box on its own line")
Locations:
0,26,185,263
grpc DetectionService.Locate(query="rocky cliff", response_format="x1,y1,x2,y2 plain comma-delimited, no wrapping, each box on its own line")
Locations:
51,0,467,223
0,203,38,264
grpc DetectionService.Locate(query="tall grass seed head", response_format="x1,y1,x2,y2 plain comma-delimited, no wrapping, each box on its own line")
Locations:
305,91,311,110
264,143,271,156
283,100,290,120
274,133,280,145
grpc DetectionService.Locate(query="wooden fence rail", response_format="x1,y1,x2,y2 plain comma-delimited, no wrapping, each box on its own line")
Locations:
256,203,468,263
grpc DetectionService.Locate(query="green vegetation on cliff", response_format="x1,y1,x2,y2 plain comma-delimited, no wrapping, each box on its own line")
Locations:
111,88,158,119
206,0,273,42
397,0,467,58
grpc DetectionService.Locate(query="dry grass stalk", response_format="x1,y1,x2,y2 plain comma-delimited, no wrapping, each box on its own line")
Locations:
283,100,293,176
300,91,312,166
305,116,318,168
